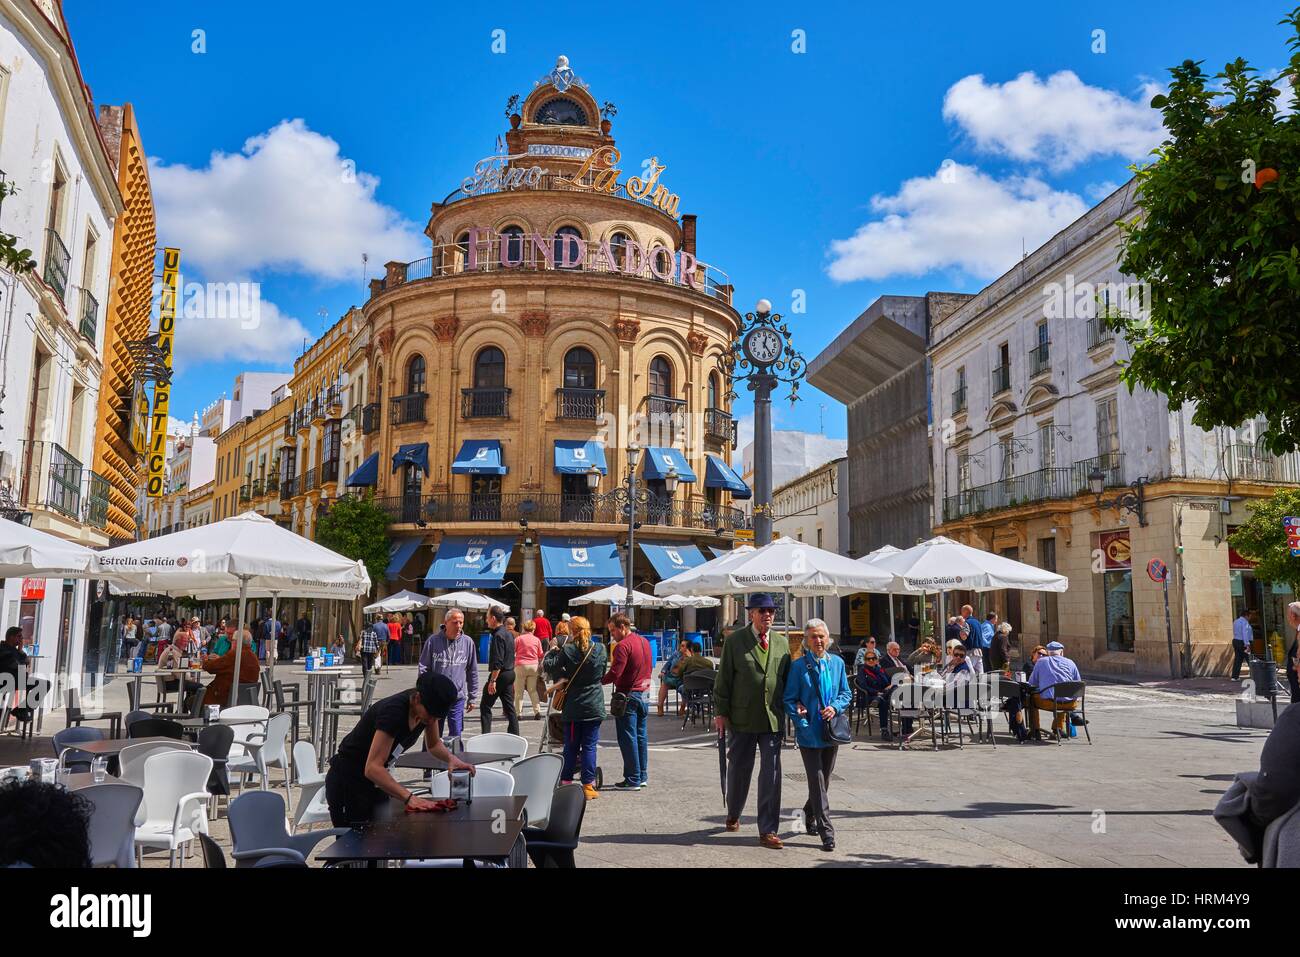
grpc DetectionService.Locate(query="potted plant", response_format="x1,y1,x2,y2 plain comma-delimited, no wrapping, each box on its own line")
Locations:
505,94,521,129
600,101,617,133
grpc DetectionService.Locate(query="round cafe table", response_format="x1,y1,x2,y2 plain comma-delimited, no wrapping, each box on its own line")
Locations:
289,666,360,753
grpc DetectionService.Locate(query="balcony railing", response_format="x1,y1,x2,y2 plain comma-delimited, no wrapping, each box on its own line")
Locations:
302,467,319,494
1087,317,1115,350
43,228,70,302
991,365,1011,396
704,408,737,448
372,231,735,306
391,393,429,425
1029,341,1051,377
283,416,294,439
345,405,363,433
1225,443,1300,484
321,458,340,485
280,475,300,500
16,441,110,528
325,387,342,412
362,403,380,435
556,388,605,420
461,387,510,419
239,486,251,503
249,479,264,498
942,452,1126,522
85,472,110,530
951,385,967,415
367,492,748,532
79,289,98,344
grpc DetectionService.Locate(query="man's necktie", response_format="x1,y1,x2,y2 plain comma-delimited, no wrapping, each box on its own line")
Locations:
759,634,768,652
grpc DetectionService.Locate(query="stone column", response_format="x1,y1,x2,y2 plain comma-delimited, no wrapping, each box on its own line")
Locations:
521,543,538,621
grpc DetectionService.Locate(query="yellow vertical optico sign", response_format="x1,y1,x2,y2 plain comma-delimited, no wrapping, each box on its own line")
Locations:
146,248,180,498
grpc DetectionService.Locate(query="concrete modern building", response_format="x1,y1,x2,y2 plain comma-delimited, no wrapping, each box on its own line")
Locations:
807,292,971,643
927,181,1300,679
772,456,848,639
0,0,123,685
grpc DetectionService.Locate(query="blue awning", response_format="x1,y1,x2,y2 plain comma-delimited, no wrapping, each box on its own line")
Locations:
386,537,424,580
553,440,608,475
345,452,380,487
704,454,751,499
423,535,515,588
392,443,429,474
639,542,708,580
540,536,623,587
452,439,507,475
643,447,697,483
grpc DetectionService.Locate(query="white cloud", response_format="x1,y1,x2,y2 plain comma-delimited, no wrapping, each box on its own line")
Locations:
1086,180,1121,202
173,295,312,368
826,164,1088,282
151,119,425,281
942,71,1164,171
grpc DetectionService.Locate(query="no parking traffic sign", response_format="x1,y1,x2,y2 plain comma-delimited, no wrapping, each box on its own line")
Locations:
1147,558,1168,583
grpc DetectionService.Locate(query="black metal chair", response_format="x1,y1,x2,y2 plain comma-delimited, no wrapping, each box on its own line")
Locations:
680,671,716,730
127,717,184,740
524,782,586,868
66,688,122,739
235,683,260,707
199,832,227,869
126,681,174,715
1039,681,1090,744
196,724,235,817
273,680,313,743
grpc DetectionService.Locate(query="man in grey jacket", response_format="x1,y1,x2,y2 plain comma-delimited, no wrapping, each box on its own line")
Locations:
417,607,478,736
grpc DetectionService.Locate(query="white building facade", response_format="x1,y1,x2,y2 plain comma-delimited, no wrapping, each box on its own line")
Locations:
772,456,848,640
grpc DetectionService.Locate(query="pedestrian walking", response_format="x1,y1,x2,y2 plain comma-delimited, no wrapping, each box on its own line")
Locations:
514,620,545,720
603,613,651,790
783,619,850,851
548,614,607,800
480,605,519,734
418,608,478,736
714,593,790,849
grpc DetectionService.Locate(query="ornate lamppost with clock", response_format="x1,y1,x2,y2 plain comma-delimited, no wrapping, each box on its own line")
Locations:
721,299,807,546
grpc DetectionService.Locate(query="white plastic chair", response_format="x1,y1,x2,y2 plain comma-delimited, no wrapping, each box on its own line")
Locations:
81,782,144,868
133,750,213,867
465,732,528,771
221,704,270,765
227,712,292,793
508,753,562,830
425,765,515,798
119,741,192,825
290,740,331,831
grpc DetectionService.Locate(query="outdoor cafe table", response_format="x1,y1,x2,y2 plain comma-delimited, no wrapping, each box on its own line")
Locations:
71,736,195,758
289,665,360,753
316,795,526,867
393,751,521,771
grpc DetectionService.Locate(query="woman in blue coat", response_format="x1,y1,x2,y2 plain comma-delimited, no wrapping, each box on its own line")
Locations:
783,618,852,851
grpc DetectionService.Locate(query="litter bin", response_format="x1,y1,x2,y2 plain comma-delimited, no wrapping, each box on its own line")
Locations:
1249,656,1280,721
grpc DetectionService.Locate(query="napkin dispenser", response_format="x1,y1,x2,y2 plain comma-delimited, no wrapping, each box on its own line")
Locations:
448,767,473,803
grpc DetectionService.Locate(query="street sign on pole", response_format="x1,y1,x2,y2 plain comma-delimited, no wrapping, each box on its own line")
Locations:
1149,555,1178,677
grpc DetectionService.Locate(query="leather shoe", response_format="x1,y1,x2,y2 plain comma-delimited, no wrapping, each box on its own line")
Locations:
724,818,740,832
759,833,784,850
821,838,836,852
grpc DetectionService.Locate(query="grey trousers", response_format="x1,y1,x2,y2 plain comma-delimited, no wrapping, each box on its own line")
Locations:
726,730,782,835
799,745,838,840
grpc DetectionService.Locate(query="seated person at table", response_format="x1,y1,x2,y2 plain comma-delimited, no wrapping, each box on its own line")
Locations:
675,642,716,680
853,637,879,673
0,778,92,868
880,641,907,671
324,672,475,826
907,640,940,670
157,632,203,709
857,650,899,740
200,633,261,708
1027,641,1082,739
657,637,691,716
0,626,45,724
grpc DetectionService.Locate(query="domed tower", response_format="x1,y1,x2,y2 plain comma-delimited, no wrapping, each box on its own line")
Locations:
344,56,749,625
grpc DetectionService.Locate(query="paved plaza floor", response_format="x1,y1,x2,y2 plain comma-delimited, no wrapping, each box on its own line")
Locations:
0,662,1266,867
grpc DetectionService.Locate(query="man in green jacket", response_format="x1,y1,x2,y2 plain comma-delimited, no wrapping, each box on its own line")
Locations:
714,593,790,849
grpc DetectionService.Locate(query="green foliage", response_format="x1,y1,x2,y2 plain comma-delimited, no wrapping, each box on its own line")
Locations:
0,181,35,274
313,493,391,594
1227,487,1300,590
1113,8,1300,453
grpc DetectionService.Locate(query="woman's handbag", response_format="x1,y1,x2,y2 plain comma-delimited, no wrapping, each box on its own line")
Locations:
813,657,853,745
551,642,595,712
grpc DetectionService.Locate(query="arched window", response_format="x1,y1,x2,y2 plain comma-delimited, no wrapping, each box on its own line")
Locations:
554,226,583,269
406,355,426,394
474,346,506,389
649,356,673,397
609,232,631,271
500,225,525,266
564,347,596,389
708,372,720,409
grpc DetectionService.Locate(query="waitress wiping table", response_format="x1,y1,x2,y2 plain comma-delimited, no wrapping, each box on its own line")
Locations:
325,672,475,826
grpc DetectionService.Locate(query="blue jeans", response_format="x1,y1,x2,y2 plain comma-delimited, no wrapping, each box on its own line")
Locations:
615,691,649,785
445,698,465,737
388,640,402,665
562,719,601,785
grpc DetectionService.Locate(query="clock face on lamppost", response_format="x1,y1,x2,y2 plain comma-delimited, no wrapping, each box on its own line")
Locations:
743,328,783,366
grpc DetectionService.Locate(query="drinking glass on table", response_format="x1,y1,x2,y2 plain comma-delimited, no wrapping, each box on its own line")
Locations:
92,756,108,783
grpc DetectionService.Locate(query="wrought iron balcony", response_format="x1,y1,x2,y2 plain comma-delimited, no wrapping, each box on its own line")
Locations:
325,387,342,412
991,365,1011,396
15,441,110,529
79,289,98,344
362,403,380,435
461,387,510,419
239,486,252,503
942,452,1126,522
556,388,604,420
1029,341,1051,378
302,467,318,493
1087,316,1115,350
280,475,300,500
368,492,747,532
391,393,429,425
321,458,340,485
704,408,736,447
85,472,110,530
1225,443,1300,484
43,228,70,302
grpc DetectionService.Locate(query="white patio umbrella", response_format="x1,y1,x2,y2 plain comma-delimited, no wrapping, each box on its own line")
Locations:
654,536,893,598
0,516,99,578
424,591,501,611
858,543,907,641
363,590,431,614
869,536,1068,593
97,512,371,705
568,585,666,608
658,594,722,609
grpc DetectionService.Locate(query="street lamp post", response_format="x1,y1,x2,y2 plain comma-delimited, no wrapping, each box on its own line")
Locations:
589,449,678,608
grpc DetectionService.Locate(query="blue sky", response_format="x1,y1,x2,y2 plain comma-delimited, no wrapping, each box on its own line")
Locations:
64,1,1291,441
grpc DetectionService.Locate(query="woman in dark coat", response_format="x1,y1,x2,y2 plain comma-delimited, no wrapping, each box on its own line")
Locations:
548,614,607,800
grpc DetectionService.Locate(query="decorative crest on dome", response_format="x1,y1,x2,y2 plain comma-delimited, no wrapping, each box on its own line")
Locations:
535,55,587,93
